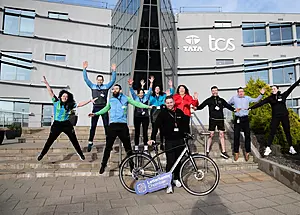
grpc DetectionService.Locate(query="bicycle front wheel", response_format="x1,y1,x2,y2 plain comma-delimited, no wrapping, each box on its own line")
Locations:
180,154,220,196
119,153,159,193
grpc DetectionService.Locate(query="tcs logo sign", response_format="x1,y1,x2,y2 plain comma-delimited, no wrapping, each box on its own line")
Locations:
183,35,236,52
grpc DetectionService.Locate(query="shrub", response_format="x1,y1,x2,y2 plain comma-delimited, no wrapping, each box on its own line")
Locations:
245,78,300,152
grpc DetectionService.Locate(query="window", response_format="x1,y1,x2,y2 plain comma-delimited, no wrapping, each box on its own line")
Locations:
215,21,232,28
286,99,298,113
48,12,68,20
272,60,295,84
244,59,269,83
45,54,66,62
296,23,300,45
3,8,35,37
0,100,29,127
42,105,52,127
270,23,293,45
242,23,267,46
216,59,234,65
0,52,32,81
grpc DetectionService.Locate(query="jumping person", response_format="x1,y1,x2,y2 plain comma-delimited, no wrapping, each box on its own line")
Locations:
128,76,154,148
148,96,189,194
149,80,174,149
37,76,96,161
228,87,265,161
88,84,152,174
249,78,300,156
82,61,117,152
173,85,199,132
196,86,240,159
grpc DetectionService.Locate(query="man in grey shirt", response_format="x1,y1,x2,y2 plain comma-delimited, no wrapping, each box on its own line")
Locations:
228,87,265,161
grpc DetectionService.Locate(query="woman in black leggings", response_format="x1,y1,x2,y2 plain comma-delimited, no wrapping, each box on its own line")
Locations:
128,77,154,150
250,78,300,156
37,76,96,161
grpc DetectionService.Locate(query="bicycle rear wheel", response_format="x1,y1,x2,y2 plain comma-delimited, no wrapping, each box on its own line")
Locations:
180,154,220,196
119,153,159,193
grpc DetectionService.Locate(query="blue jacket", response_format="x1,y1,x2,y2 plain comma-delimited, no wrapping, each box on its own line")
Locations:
149,88,175,106
83,68,116,106
95,93,150,124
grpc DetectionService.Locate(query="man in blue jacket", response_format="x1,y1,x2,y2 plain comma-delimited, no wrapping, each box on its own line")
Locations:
83,61,116,152
89,84,152,174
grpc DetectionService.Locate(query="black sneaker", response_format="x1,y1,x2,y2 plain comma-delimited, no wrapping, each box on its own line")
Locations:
99,165,106,174
87,143,93,152
220,151,230,159
37,154,43,161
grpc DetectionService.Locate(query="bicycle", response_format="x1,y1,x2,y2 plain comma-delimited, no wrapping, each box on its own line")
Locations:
119,133,220,196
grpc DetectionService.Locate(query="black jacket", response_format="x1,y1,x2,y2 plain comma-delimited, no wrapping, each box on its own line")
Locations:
151,107,189,141
250,78,300,117
197,96,235,119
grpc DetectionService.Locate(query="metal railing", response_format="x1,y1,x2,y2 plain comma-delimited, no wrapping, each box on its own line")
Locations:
179,6,222,13
36,0,109,9
0,110,35,127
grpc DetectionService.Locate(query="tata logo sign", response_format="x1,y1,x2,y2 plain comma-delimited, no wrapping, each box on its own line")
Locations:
183,35,235,52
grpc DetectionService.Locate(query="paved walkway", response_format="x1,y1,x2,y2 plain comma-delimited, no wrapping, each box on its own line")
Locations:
0,169,300,215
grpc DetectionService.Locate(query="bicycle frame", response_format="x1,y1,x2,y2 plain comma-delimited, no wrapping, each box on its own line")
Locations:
135,137,199,176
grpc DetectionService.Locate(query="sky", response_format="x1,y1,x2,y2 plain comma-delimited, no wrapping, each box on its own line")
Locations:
103,0,300,13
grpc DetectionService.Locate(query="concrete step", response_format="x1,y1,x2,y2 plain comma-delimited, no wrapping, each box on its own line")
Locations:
0,162,258,179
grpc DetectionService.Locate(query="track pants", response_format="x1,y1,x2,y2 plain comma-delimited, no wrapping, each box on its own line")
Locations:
165,139,185,180
101,123,133,167
88,105,109,141
40,120,84,157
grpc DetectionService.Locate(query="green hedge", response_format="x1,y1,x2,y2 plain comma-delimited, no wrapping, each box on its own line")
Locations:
244,78,300,152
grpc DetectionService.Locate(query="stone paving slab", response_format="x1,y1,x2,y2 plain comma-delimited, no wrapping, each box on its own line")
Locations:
0,169,299,215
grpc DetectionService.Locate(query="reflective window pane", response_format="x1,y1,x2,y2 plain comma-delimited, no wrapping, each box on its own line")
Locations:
150,6,158,27
270,27,281,41
141,5,150,27
297,25,300,39
137,28,149,49
149,51,161,70
4,15,19,35
20,17,34,36
281,26,292,40
243,29,254,44
135,50,148,70
255,28,266,43
150,29,160,49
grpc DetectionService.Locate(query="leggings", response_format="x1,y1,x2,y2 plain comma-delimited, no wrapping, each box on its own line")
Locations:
165,139,185,180
133,117,149,146
267,115,292,147
40,120,84,157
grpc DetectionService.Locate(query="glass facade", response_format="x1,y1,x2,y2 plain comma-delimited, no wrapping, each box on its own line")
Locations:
272,60,295,84
111,0,176,92
3,8,35,37
242,23,267,46
270,23,293,46
0,99,30,127
0,52,32,81
244,59,269,84
216,59,234,65
45,54,66,62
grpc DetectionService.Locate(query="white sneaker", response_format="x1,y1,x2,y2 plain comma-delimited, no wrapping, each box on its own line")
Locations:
173,180,182,188
166,186,173,194
289,146,297,155
264,147,272,156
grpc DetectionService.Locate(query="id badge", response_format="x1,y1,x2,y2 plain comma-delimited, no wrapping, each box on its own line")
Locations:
100,94,105,97
174,128,179,132
215,106,220,111
156,106,161,110
122,106,126,109
278,98,282,102
142,111,145,115
237,119,240,124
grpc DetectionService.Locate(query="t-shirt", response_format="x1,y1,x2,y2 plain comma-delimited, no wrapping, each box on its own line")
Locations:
52,97,77,122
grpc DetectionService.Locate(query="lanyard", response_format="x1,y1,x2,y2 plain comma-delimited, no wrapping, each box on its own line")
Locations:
168,111,177,127
116,95,124,106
